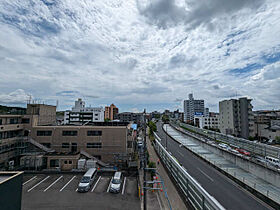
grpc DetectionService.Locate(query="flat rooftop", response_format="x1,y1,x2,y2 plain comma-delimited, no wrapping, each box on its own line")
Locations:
0,171,24,184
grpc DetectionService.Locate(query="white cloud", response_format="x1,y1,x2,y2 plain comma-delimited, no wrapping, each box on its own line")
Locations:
0,0,279,111
0,89,31,104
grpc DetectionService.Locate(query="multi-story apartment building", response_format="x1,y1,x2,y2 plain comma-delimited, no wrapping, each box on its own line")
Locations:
104,104,119,121
184,93,205,123
64,99,104,124
1,103,135,170
253,110,280,141
30,122,133,163
0,104,56,169
219,97,254,139
194,115,220,130
117,112,144,126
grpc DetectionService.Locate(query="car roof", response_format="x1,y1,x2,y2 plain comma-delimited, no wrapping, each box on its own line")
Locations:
114,171,122,179
84,168,97,176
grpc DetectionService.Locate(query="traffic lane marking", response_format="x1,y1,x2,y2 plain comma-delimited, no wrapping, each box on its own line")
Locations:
122,177,127,195
23,176,37,185
27,176,50,192
60,176,76,192
44,176,63,192
197,168,214,182
91,176,101,192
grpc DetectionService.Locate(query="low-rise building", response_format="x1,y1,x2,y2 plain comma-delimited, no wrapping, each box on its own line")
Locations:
194,115,220,130
116,112,144,126
30,122,133,163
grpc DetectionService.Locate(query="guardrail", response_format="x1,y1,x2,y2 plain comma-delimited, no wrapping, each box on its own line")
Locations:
153,132,225,210
174,121,280,159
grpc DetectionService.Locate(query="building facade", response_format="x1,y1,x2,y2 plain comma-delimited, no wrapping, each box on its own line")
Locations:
194,115,220,130
219,97,254,139
1,103,134,170
184,93,205,123
0,104,56,169
64,99,104,124
104,104,119,121
116,112,144,126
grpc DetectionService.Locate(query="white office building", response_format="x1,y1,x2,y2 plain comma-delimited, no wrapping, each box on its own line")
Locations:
184,93,205,123
194,115,220,130
64,99,104,124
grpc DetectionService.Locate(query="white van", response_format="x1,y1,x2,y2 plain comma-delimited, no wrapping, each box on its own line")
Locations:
78,168,97,192
109,172,122,193
265,156,280,168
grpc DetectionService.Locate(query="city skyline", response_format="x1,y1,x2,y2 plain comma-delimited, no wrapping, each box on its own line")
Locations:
0,0,280,112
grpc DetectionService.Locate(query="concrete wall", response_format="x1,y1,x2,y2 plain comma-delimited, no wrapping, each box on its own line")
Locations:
0,172,23,210
189,133,280,187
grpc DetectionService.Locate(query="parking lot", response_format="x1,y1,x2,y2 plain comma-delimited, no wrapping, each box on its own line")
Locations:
22,173,140,210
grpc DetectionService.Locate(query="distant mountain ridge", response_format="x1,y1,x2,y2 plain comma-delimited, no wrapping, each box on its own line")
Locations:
0,105,26,115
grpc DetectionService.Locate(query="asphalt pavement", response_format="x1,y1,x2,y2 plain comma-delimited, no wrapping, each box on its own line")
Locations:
156,122,272,210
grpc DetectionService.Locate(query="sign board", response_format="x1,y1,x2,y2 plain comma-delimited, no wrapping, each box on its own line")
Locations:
194,112,203,116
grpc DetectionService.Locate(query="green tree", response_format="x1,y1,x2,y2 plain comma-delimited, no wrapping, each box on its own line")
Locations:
275,136,280,144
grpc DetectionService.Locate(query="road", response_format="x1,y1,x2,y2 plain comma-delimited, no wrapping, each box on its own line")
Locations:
156,122,272,210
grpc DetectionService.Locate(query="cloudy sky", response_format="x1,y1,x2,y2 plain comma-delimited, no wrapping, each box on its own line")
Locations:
0,0,279,112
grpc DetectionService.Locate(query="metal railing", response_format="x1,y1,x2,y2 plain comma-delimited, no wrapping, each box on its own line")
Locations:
153,132,225,210
175,121,280,159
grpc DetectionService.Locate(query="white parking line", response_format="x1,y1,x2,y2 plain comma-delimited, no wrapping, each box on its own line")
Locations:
23,176,37,185
60,176,76,192
107,178,113,192
27,176,50,192
122,177,127,195
76,188,78,192
44,176,63,192
91,176,101,192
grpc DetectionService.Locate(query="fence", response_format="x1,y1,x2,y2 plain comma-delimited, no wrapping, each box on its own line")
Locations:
176,121,280,159
153,132,225,210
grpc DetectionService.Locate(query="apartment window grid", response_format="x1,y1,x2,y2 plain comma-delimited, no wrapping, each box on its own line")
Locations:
37,130,52,136
87,142,102,148
62,130,78,136
62,143,70,148
87,130,102,136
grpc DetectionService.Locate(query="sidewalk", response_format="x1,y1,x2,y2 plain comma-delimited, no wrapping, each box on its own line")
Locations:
146,136,187,210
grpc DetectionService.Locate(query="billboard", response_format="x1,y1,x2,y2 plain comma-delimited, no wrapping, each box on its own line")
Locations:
194,112,203,116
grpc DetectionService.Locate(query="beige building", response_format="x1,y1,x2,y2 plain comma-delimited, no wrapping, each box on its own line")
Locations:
219,97,254,139
105,104,119,121
30,124,132,163
0,103,134,170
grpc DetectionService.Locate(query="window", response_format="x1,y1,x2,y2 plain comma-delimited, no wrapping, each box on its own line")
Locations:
127,141,132,148
62,143,70,148
62,130,77,136
87,130,102,136
42,143,51,148
64,160,68,164
87,142,102,148
22,118,30,124
37,130,52,136
10,118,18,124
95,114,98,116
69,160,72,164
50,159,59,167
0,119,2,125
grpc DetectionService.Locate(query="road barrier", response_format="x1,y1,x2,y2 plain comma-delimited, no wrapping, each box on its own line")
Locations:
175,121,280,159
153,132,225,210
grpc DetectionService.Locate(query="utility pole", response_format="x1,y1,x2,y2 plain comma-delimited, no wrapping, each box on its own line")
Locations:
143,109,147,210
